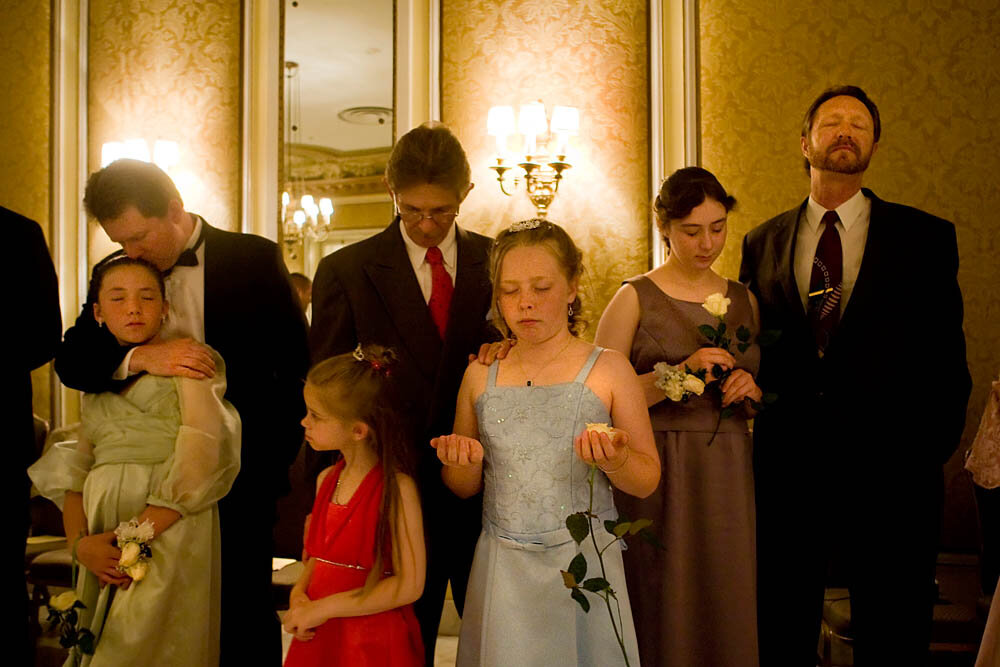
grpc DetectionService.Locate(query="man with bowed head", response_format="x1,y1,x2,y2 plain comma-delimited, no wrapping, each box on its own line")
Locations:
309,122,494,663
740,85,971,665
56,159,309,665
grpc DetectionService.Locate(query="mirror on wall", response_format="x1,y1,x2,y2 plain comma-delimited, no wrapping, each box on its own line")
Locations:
282,0,396,278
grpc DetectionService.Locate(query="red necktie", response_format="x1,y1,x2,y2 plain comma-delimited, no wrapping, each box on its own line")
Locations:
425,246,453,339
808,210,843,354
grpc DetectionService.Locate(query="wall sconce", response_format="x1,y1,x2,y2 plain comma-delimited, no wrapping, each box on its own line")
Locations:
487,101,579,219
101,139,180,172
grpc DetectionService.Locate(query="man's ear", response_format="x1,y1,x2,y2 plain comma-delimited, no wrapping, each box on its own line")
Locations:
383,177,394,198
800,135,810,159
458,182,474,204
166,198,185,222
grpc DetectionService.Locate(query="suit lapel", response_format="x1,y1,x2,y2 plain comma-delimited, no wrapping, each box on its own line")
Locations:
201,221,222,343
837,189,888,332
442,226,489,354
364,222,443,381
773,202,807,321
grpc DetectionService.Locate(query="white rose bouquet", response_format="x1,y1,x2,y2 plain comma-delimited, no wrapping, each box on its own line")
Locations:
114,518,155,582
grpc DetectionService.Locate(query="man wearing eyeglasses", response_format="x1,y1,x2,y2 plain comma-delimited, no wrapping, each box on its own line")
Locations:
309,123,494,663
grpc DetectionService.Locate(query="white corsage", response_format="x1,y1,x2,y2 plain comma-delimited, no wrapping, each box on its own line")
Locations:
653,362,706,402
114,518,155,582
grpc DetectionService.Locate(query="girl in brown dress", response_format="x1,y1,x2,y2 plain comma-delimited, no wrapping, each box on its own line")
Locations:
595,167,762,667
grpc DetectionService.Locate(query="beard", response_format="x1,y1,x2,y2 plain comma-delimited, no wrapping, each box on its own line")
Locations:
807,138,872,175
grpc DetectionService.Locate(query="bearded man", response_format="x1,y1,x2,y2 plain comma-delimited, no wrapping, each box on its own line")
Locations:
740,85,971,666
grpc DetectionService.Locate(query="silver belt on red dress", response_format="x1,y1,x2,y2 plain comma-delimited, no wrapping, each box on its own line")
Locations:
312,556,392,575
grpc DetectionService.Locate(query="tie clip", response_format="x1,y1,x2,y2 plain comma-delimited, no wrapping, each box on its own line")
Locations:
808,287,835,297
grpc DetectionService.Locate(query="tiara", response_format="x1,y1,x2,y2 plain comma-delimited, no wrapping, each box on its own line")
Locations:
508,218,543,233
352,344,365,361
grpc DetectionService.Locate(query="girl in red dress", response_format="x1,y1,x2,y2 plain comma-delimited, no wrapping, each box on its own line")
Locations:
283,345,425,666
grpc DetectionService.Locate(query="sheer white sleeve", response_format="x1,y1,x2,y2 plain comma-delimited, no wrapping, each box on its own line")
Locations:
148,354,242,515
27,424,94,511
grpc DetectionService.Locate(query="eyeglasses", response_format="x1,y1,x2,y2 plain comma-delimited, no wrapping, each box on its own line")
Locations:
395,203,459,226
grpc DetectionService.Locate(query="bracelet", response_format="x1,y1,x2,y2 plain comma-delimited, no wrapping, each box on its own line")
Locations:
599,447,630,474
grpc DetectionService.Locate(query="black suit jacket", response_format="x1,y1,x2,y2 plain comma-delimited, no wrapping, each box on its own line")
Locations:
739,189,970,469
5,206,61,667
310,219,494,474
55,221,310,503
6,207,62,464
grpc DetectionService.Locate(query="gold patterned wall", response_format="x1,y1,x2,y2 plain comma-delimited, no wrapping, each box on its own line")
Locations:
1,0,54,422
0,0,50,226
88,0,242,267
441,0,649,337
700,0,1000,547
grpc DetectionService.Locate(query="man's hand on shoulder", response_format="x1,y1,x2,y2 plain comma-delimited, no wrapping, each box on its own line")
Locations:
469,338,515,366
129,338,216,379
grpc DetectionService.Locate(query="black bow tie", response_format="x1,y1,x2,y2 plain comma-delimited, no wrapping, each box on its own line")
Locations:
165,223,205,275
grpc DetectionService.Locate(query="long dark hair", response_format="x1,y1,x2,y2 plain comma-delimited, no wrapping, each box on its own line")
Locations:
305,345,413,592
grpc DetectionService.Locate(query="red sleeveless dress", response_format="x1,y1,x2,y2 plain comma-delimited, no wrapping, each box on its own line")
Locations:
284,460,424,666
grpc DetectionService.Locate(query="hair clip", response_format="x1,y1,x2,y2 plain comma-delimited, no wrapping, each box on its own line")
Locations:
508,218,543,233
352,344,365,362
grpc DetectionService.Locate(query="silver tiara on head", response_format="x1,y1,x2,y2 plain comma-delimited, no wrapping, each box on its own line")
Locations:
508,218,543,233
352,344,365,362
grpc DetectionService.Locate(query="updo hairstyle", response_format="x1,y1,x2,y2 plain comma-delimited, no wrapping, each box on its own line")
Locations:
489,219,585,338
653,167,736,247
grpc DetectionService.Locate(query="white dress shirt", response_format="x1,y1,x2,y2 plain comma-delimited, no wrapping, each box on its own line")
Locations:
115,215,206,378
398,219,458,304
794,189,871,313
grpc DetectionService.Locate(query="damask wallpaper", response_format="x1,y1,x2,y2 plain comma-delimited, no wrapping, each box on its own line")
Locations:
0,0,50,227
441,0,649,338
88,0,242,266
1,0,53,421
699,0,1000,546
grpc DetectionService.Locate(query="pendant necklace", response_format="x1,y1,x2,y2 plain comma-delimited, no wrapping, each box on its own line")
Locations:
333,475,344,505
517,335,574,386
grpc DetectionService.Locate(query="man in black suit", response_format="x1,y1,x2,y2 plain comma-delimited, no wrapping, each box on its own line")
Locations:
6,206,61,666
55,159,309,665
740,85,971,666
310,123,493,662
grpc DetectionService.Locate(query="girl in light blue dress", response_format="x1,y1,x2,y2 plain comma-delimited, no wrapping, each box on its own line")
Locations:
431,220,659,666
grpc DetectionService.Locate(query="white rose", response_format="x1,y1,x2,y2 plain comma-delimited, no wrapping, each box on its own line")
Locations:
119,541,141,568
49,590,77,612
682,375,706,396
662,378,685,402
703,293,731,318
127,561,149,582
